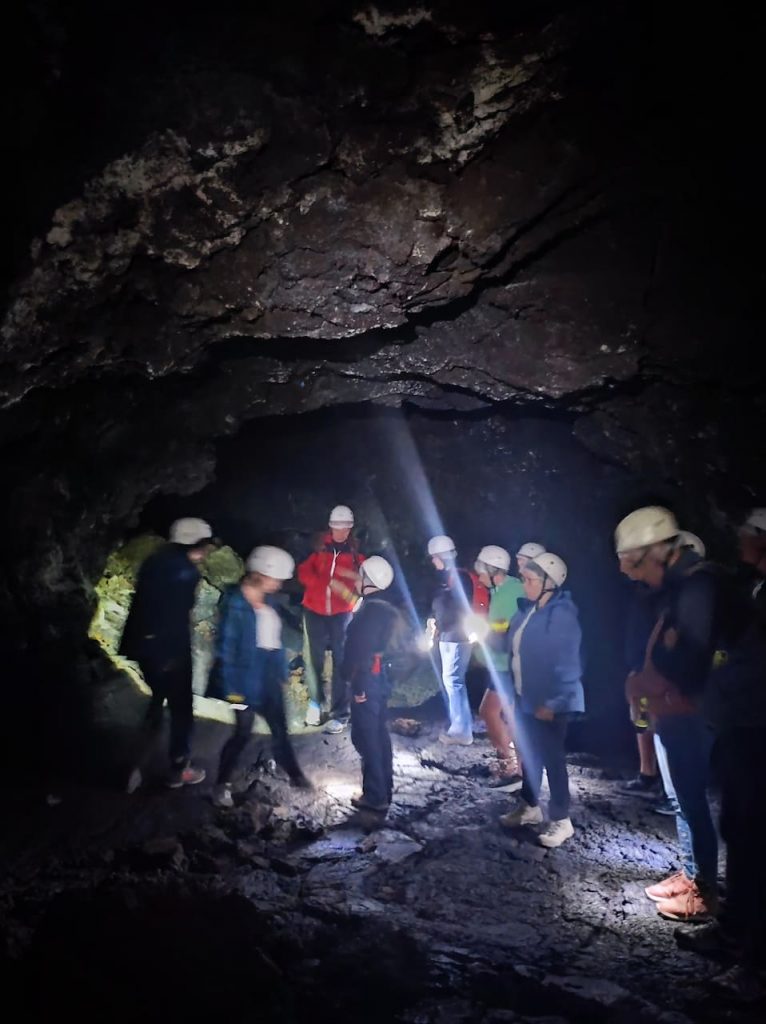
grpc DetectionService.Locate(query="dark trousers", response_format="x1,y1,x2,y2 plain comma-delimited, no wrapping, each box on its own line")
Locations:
350,681,393,807
217,687,303,785
138,653,194,768
716,727,766,968
304,609,351,720
517,709,571,821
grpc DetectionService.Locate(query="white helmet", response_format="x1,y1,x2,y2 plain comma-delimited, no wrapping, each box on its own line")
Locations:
428,535,456,557
329,505,354,527
677,530,706,557
361,556,394,591
517,542,546,560
475,545,511,573
743,508,766,535
614,506,679,554
170,517,213,546
246,545,295,580
528,552,568,588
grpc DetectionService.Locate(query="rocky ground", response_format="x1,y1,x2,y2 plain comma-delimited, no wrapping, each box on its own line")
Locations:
0,688,760,1024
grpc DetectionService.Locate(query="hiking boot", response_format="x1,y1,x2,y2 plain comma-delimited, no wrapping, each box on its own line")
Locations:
674,921,739,959
645,870,693,903
304,701,321,727
438,731,473,746
657,881,718,922
324,719,347,735
125,767,142,795
618,773,660,798
538,817,574,849
213,784,234,808
166,763,206,789
289,773,314,790
711,964,766,1003
351,795,389,813
499,801,544,828
651,795,676,816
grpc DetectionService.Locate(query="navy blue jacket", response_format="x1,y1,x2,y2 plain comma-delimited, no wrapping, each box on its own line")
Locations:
506,591,585,716
119,544,200,664
209,586,288,707
341,597,401,697
432,568,474,643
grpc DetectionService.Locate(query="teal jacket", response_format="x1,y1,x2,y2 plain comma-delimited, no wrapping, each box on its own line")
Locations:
477,576,524,671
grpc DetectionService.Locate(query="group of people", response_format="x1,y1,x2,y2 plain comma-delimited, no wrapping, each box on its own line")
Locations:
118,499,766,997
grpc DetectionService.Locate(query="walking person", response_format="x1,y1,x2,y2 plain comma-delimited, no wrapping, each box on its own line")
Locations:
344,556,400,813
211,546,311,807
473,545,525,790
119,518,217,791
499,552,584,848
615,506,720,922
298,505,366,734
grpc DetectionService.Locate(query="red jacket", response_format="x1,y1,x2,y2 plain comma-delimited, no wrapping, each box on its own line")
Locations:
298,534,366,616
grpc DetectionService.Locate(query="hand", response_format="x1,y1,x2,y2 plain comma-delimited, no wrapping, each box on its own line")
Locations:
534,706,555,721
354,693,367,703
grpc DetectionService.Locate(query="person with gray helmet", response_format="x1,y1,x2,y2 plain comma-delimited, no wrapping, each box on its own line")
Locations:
343,556,401,813
210,546,311,808
119,518,218,791
615,506,720,923
298,505,366,734
499,552,584,848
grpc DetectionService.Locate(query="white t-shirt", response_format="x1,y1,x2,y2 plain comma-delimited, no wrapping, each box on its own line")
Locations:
511,606,536,695
255,604,282,650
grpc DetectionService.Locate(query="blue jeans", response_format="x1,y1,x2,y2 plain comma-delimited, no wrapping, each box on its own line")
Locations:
654,713,717,888
439,641,472,738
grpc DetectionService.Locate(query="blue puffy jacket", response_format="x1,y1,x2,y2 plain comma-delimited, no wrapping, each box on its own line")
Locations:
209,587,288,707
507,591,585,715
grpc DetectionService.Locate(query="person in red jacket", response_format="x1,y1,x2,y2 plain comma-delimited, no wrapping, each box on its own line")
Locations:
298,505,366,733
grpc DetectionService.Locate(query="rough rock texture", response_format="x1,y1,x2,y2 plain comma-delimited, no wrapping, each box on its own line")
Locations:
1,1,764,718
0,696,760,1022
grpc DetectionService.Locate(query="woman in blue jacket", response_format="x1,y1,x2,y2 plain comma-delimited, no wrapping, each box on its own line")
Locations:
211,546,311,807
499,552,584,848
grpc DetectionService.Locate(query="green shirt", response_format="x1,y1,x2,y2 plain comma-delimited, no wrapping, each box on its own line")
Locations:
475,575,525,671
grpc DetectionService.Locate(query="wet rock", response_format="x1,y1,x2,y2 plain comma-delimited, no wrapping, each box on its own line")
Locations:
124,836,188,872
359,828,425,865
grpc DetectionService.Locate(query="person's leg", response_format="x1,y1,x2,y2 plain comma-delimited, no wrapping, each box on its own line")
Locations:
438,641,472,738
302,614,322,711
654,730,695,876
638,728,658,776
518,710,545,809
328,612,352,722
541,715,571,821
217,708,256,785
479,689,511,756
259,687,304,782
350,689,389,807
164,656,195,770
304,610,330,708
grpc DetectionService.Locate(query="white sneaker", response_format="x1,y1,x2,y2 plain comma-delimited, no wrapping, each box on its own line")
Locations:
538,817,574,848
213,784,234,808
126,768,142,795
438,731,474,746
324,719,346,735
499,801,544,828
305,701,321,727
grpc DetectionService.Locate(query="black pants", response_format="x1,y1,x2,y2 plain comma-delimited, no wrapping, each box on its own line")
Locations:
350,680,392,807
217,687,303,786
304,609,351,720
138,653,194,768
517,709,571,821
716,726,766,968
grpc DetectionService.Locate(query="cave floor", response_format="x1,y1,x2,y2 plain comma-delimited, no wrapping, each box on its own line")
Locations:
0,692,761,1024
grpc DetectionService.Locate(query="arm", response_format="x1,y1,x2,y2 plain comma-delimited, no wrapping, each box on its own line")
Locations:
217,597,246,702
297,552,321,588
543,604,583,714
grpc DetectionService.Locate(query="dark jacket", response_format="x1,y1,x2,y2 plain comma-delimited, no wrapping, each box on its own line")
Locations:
210,587,288,707
432,568,475,643
297,533,366,616
342,597,401,697
507,591,585,716
119,543,200,664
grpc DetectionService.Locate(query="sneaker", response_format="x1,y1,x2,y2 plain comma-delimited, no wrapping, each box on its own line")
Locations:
304,701,321,727
538,817,574,849
499,801,544,828
657,881,718,922
651,796,676,816
438,731,474,746
351,795,389,812
125,767,142,795
645,870,693,903
166,763,207,789
618,774,660,797
289,773,314,790
711,964,765,1003
213,784,234,808
674,921,739,959
324,719,347,735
